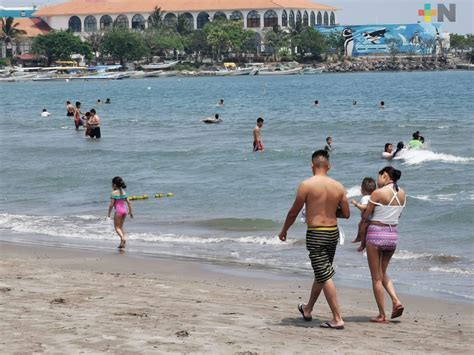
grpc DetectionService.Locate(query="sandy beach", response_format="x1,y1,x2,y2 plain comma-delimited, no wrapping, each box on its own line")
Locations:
0,241,472,354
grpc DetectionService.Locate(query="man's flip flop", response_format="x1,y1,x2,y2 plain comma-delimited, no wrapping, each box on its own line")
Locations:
319,322,344,330
391,305,404,319
298,304,312,321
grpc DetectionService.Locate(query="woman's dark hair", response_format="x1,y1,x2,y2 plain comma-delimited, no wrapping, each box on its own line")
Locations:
392,142,404,158
112,176,126,190
379,166,401,191
90,108,96,114
412,131,420,140
384,143,392,152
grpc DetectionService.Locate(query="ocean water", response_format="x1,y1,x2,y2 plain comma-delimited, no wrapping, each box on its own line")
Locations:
1,71,473,303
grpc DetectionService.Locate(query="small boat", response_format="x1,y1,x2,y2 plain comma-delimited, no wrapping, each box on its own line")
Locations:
141,60,179,70
143,70,163,78
301,67,325,74
257,67,302,76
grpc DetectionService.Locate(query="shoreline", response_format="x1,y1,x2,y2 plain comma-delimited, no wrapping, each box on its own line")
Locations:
0,240,472,353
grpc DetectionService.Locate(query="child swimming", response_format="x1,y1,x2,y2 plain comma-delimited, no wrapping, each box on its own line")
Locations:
351,177,376,248
107,176,133,249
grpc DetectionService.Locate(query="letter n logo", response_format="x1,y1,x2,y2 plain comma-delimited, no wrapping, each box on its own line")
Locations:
437,3,456,22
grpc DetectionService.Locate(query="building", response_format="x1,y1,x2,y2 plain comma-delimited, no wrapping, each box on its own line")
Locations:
34,0,338,33
317,23,449,57
1,17,51,59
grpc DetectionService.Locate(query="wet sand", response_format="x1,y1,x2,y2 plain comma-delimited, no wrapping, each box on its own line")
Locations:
0,241,472,354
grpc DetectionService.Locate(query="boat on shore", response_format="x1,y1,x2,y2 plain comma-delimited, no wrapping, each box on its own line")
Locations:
141,61,179,70
301,67,325,74
256,67,303,75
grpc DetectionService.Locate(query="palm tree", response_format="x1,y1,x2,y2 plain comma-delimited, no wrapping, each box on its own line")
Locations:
1,17,27,59
148,6,164,29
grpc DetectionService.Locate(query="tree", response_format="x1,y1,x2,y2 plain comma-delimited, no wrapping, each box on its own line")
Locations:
150,29,184,58
325,32,345,56
449,33,466,54
175,15,193,36
294,28,327,60
32,31,92,66
264,26,290,60
148,6,164,30
0,17,27,59
184,30,212,62
101,29,148,66
85,32,104,61
204,19,255,60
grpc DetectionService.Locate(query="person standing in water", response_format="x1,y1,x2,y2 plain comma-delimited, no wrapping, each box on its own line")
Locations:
253,117,264,152
278,150,350,329
324,137,333,152
107,176,133,249
66,101,74,117
88,109,101,138
383,143,394,159
74,101,83,130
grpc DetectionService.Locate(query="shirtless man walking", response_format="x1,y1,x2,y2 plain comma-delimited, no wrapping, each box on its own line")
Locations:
253,117,264,152
278,150,350,329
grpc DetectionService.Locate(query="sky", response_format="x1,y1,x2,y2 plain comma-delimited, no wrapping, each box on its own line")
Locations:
1,0,473,34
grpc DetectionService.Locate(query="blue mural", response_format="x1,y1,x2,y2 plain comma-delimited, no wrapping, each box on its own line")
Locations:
316,23,443,57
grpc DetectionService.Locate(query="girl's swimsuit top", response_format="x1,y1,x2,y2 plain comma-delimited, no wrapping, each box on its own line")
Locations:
111,192,128,200
370,185,406,226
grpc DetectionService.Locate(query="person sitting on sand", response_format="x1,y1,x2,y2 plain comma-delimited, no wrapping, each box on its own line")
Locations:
324,137,333,152
358,166,406,323
107,176,133,249
202,114,222,124
351,177,376,244
408,131,423,150
253,117,264,152
41,109,51,117
382,143,394,159
278,150,349,329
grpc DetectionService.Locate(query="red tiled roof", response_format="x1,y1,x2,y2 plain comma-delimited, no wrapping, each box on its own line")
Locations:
35,0,337,17
14,18,51,37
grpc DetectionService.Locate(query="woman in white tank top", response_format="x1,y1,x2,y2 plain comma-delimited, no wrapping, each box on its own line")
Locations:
360,166,406,324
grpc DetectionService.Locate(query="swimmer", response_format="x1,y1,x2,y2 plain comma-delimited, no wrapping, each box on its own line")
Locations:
41,109,51,117
353,100,357,106
83,112,92,137
392,142,405,158
97,99,102,104
88,108,101,138
66,101,74,117
408,131,423,150
324,136,333,152
380,101,385,109
382,143,394,159
202,113,223,124
253,117,264,152
217,99,224,106
74,101,83,130
105,98,111,104
107,176,133,249
314,100,319,107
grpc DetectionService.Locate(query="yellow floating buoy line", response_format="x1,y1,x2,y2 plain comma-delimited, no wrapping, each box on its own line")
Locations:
129,193,174,201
